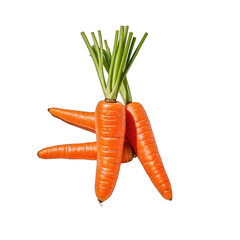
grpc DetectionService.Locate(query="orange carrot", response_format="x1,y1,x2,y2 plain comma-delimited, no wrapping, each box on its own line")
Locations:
95,100,126,202
125,102,172,200
48,108,95,133
37,140,133,163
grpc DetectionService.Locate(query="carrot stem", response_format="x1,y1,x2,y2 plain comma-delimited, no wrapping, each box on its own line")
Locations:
106,30,119,95
111,26,124,96
110,31,133,99
126,37,136,67
102,39,132,104
81,32,107,97
81,32,99,69
98,31,104,65
81,26,147,100
103,41,111,66
123,33,148,78
104,40,111,56
120,37,136,104
123,26,129,48
97,30,106,89
91,32,100,60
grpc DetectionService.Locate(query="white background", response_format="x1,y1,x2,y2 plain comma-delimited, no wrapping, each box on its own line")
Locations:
1,0,240,239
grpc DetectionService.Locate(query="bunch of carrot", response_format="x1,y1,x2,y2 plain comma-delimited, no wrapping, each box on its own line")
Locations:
38,26,172,203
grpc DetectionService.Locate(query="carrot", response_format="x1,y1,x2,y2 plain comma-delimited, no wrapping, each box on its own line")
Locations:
48,108,95,133
94,100,126,202
125,103,172,200
81,26,146,203
103,34,173,200
37,140,133,163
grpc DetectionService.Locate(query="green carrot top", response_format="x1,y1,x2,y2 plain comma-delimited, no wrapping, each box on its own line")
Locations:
81,26,148,102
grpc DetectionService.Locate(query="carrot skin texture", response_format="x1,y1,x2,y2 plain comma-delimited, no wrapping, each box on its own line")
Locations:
38,142,96,160
95,100,126,202
48,108,95,133
121,139,134,163
47,107,135,162
125,102,172,200
37,140,133,163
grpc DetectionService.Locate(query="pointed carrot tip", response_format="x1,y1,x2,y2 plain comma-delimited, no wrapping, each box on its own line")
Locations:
48,108,56,116
37,151,42,158
37,150,43,158
162,191,173,201
98,199,104,206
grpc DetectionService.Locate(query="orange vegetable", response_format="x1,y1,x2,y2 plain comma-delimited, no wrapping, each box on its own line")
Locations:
38,140,133,163
48,108,95,133
95,100,126,202
125,102,172,200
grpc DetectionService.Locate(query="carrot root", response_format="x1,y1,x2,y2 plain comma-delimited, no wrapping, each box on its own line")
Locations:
37,140,133,163
95,100,126,202
125,102,172,200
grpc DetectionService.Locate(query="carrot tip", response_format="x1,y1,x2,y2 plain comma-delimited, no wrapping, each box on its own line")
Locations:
37,151,44,158
98,199,103,206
